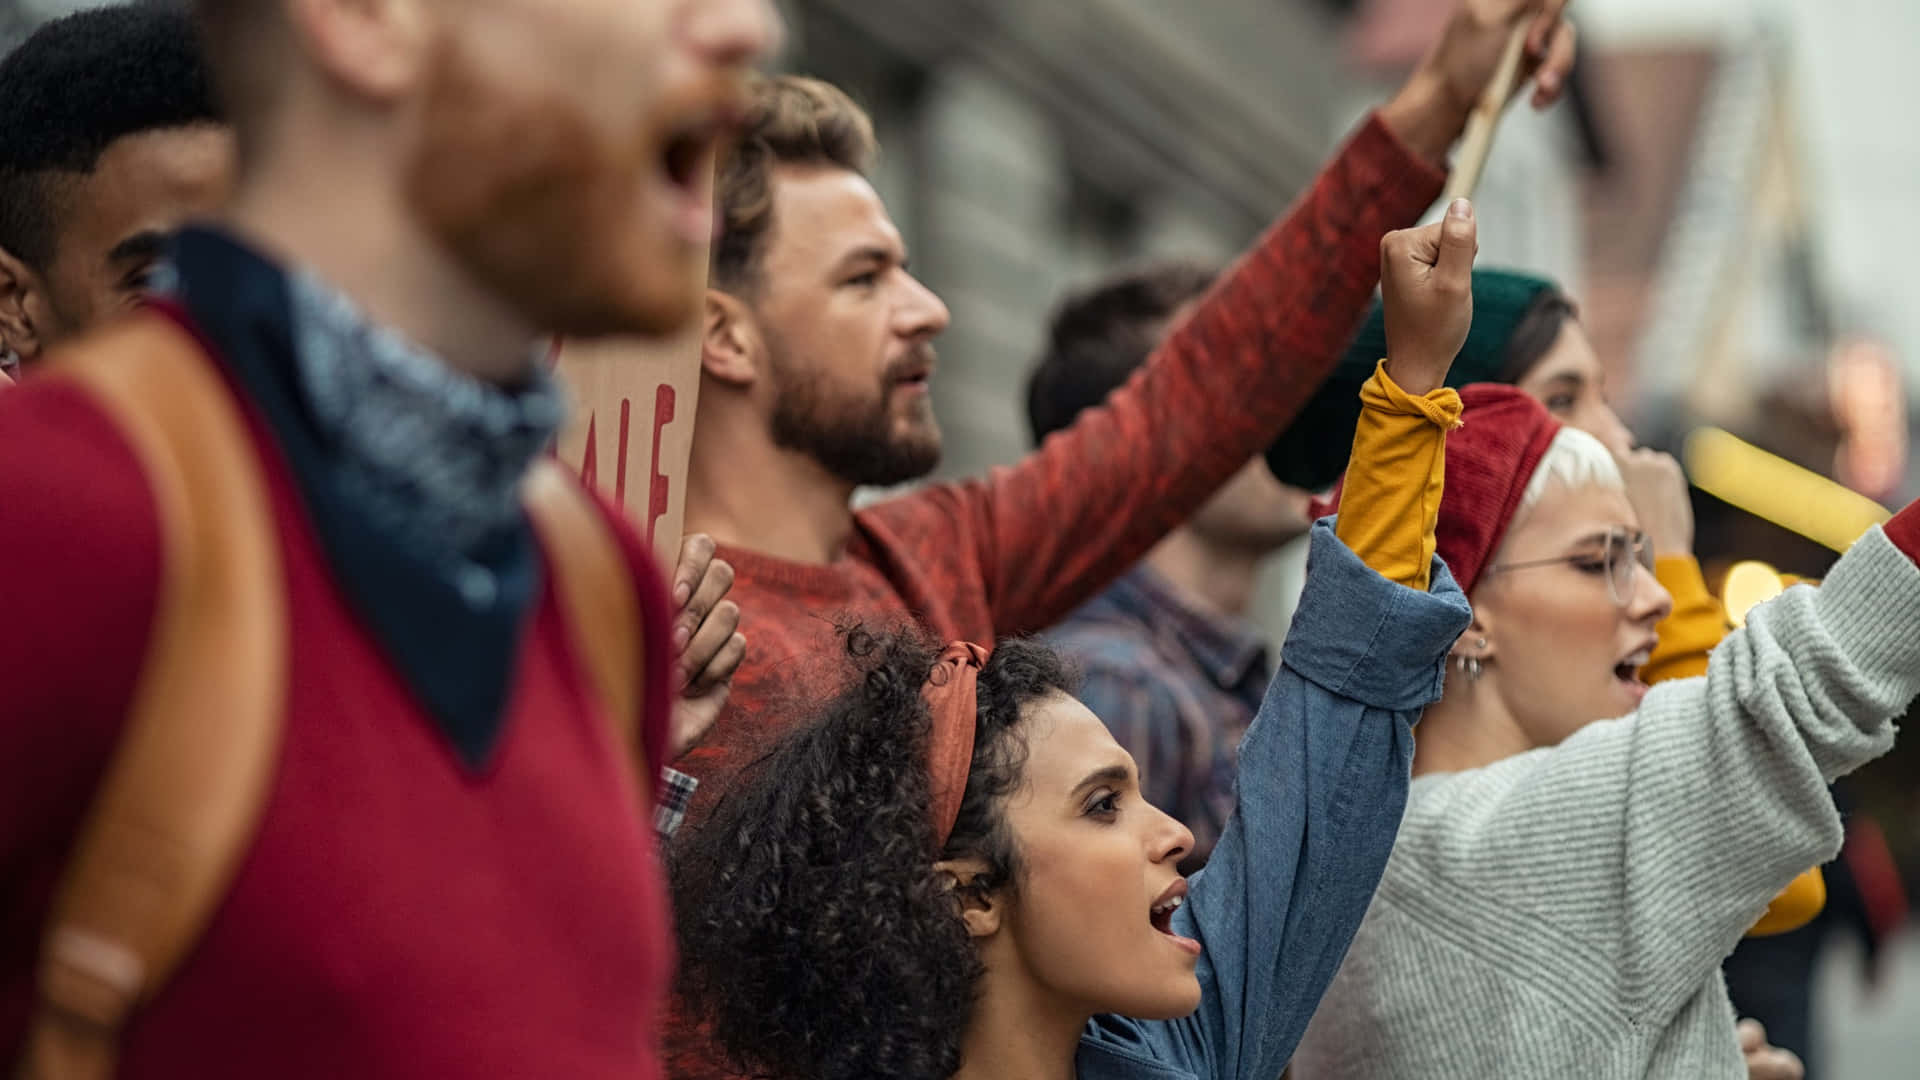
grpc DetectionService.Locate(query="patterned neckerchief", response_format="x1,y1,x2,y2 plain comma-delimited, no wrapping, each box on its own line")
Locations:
153,227,565,766
284,269,565,561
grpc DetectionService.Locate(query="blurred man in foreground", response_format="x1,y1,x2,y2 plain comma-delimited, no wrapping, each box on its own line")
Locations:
0,1,777,1076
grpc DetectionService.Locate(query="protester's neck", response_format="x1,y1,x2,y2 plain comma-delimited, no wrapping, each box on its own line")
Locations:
1411,682,1536,776
685,405,857,565
223,159,537,387
1144,527,1272,619
952,973,1085,1080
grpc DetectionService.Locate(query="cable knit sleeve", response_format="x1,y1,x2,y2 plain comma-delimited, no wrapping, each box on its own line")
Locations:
1380,520,1920,1021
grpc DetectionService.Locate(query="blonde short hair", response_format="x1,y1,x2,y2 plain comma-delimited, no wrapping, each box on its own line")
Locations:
1517,426,1625,516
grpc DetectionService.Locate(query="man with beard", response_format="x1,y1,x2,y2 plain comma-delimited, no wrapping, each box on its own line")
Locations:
673,0,1577,816
0,1,777,1077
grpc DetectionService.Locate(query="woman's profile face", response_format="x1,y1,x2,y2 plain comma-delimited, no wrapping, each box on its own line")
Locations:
1471,483,1674,747
988,692,1203,1021
1515,319,1635,455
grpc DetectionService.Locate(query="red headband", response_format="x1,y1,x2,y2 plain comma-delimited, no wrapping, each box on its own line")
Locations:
923,642,989,850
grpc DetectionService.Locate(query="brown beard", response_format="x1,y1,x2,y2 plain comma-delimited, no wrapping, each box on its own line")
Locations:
402,35,692,337
767,342,943,488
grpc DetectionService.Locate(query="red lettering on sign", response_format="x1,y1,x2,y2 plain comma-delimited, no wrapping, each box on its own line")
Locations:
616,398,632,508
579,413,599,490
648,383,677,549
574,381,679,545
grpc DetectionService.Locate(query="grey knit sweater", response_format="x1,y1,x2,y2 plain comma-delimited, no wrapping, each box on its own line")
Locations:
1292,526,1920,1079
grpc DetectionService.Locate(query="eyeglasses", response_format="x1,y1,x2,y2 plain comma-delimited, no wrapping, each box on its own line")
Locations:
1488,528,1655,608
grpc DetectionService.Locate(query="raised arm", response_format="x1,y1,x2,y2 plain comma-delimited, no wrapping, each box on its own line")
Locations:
913,112,1444,638
1080,212,1481,1078
918,1,1575,640
1390,503,1920,1022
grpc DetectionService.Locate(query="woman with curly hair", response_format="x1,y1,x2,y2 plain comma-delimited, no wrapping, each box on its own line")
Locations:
667,209,1483,1080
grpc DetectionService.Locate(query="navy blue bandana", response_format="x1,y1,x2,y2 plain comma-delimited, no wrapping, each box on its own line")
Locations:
287,269,565,560
159,227,562,767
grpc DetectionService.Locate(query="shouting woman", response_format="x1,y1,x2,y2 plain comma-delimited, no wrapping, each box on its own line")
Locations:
1291,385,1920,1078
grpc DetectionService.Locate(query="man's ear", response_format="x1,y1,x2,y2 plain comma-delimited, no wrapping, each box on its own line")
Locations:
702,287,761,389
0,246,48,363
933,857,1003,940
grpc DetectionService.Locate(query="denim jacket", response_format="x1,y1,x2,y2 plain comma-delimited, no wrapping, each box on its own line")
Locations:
1075,519,1470,1080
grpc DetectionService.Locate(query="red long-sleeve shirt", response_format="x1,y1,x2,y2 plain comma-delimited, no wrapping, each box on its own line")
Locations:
674,113,1445,804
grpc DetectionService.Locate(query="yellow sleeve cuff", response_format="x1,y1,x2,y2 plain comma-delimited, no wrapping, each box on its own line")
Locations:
1641,555,1724,684
1360,360,1465,431
1334,361,1463,591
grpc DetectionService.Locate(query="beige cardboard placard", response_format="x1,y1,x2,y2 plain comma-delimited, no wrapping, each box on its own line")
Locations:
549,317,704,565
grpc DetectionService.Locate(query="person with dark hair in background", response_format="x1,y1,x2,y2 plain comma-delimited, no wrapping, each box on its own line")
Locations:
670,208,1481,1080
1024,261,1315,871
0,1,777,1076
0,4,231,366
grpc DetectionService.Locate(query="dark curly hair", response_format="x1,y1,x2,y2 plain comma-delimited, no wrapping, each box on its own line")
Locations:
0,4,222,270
669,626,1076,1080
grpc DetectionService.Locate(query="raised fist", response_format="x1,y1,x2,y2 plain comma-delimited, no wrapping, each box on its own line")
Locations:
1617,447,1695,560
1379,198,1479,396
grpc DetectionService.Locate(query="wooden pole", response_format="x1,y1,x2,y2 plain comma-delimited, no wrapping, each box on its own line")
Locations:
1443,25,1531,203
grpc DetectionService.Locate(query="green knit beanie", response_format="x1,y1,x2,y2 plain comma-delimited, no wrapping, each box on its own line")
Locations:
1265,268,1560,491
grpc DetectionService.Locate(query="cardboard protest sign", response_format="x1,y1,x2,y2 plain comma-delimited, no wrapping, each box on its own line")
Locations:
550,321,704,563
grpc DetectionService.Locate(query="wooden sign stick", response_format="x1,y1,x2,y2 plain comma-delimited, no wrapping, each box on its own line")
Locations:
1443,24,1531,203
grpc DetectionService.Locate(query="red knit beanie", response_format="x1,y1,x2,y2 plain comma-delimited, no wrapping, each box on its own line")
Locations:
1436,385,1563,595
1318,383,1562,595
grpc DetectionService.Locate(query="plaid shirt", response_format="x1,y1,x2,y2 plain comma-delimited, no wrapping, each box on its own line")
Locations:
1047,566,1271,870
656,767,698,842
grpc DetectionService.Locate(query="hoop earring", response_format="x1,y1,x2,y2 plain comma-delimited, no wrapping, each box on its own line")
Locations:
1455,654,1484,682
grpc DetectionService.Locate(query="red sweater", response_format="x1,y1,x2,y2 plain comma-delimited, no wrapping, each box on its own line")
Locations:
0,356,677,1075
675,114,1444,800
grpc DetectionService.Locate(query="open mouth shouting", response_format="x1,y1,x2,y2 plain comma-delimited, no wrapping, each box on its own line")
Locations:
1150,879,1202,958
1612,638,1656,706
